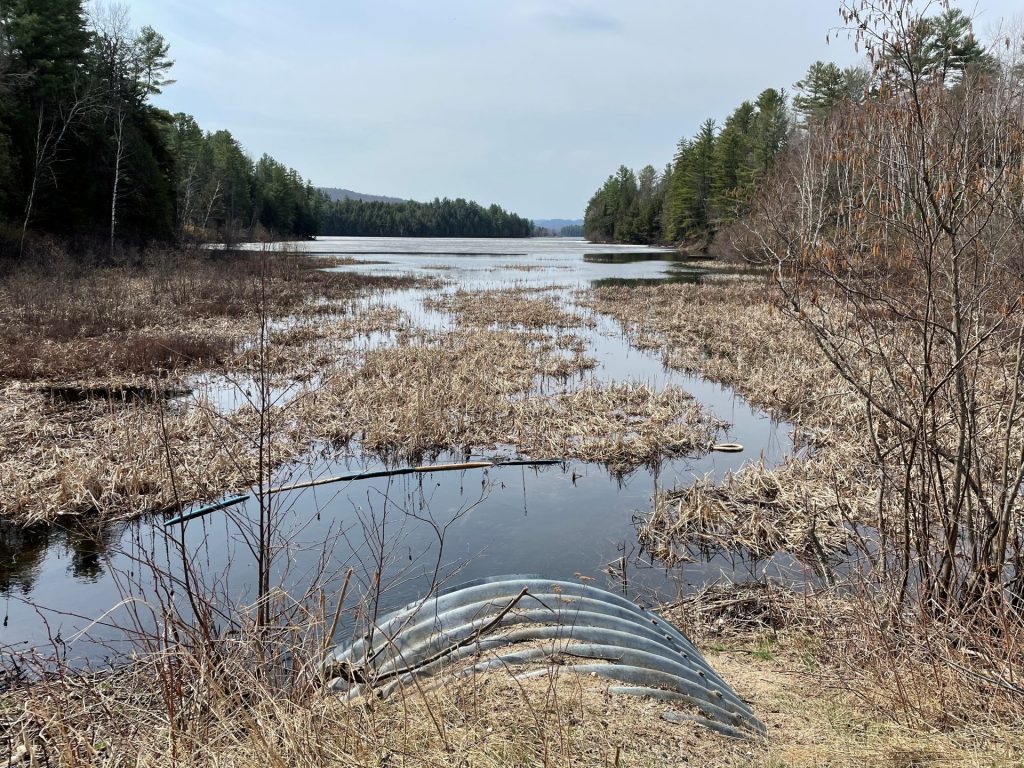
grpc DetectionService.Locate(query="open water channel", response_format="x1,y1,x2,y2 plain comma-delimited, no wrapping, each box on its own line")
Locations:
1,237,795,664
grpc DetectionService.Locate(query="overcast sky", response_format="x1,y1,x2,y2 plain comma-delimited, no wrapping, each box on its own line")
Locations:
121,1,1021,220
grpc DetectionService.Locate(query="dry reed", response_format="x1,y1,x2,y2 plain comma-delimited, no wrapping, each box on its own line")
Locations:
425,288,592,329
0,382,309,525
302,328,719,471
587,276,1024,740
4,596,1021,768
0,249,426,524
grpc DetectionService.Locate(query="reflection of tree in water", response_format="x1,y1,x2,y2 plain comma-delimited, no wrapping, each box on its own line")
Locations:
0,522,49,594
0,519,120,595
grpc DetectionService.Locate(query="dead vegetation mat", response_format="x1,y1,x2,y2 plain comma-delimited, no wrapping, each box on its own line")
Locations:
303,328,722,472
424,288,592,329
0,250,426,524
584,278,877,573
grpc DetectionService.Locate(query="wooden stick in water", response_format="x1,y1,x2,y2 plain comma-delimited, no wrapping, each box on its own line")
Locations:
268,459,562,496
164,460,563,528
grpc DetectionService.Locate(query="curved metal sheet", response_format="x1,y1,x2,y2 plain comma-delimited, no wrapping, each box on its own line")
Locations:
333,593,726,692
334,580,698,667
327,576,765,739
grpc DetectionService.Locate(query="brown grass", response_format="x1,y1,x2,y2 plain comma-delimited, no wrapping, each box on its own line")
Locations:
585,275,1024,743
0,248,427,381
584,278,871,561
640,455,875,573
0,248,430,524
425,288,592,329
302,328,720,471
4,593,1021,768
0,382,309,524
0,633,743,767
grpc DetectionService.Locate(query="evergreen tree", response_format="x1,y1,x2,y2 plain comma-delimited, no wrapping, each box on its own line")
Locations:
0,4,322,250
611,165,639,242
750,89,789,176
3,0,94,245
880,7,991,87
636,164,663,244
320,196,532,238
793,62,869,124
673,119,717,240
584,173,619,242
711,101,755,222
925,8,989,85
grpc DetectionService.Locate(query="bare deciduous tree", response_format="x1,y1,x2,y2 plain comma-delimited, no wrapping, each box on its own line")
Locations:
748,0,1024,619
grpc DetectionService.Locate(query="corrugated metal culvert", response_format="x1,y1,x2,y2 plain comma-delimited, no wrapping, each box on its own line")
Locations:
326,575,766,740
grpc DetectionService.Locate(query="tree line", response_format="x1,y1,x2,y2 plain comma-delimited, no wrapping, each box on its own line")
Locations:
0,0,535,257
583,6,989,248
320,197,533,238
0,0,324,255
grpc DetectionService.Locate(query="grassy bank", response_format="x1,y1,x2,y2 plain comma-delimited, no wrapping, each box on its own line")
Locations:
4,582,1021,767
583,276,1024,755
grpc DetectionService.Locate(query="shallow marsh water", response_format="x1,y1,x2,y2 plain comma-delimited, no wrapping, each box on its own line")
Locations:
1,237,795,662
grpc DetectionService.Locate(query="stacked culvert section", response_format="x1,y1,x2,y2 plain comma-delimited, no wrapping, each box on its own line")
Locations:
326,575,766,740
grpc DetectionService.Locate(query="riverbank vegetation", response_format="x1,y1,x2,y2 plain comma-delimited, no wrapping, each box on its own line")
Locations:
4,574,1021,767
582,5,988,251
583,88,790,247
587,0,1024,753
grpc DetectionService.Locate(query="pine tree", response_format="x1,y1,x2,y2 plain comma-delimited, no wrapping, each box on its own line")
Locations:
925,9,989,85
664,120,716,242
710,101,755,223
750,89,789,177
793,62,869,124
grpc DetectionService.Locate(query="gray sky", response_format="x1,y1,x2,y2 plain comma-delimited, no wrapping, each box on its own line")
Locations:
123,0,1021,220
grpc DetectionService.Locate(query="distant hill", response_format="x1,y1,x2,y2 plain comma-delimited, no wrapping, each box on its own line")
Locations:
533,218,583,231
320,187,407,204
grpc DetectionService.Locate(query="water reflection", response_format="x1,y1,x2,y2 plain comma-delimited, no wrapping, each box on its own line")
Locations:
1,236,798,659
0,519,121,596
583,252,685,264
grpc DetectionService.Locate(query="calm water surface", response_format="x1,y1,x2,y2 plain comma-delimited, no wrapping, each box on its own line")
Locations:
1,237,796,662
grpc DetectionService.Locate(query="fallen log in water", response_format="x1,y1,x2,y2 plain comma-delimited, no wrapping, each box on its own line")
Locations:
163,460,563,527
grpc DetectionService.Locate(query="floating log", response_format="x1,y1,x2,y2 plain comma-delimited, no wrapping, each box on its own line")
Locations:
164,460,564,527
163,494,250,527
268,459,562,496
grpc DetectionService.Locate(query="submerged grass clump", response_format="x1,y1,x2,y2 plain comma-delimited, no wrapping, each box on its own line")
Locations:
640,456,874,573
584,278,869,559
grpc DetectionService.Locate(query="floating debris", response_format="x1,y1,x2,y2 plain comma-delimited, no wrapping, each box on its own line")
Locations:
711,443,744,453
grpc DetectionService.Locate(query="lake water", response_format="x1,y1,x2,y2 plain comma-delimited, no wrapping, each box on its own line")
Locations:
0,237,795,663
